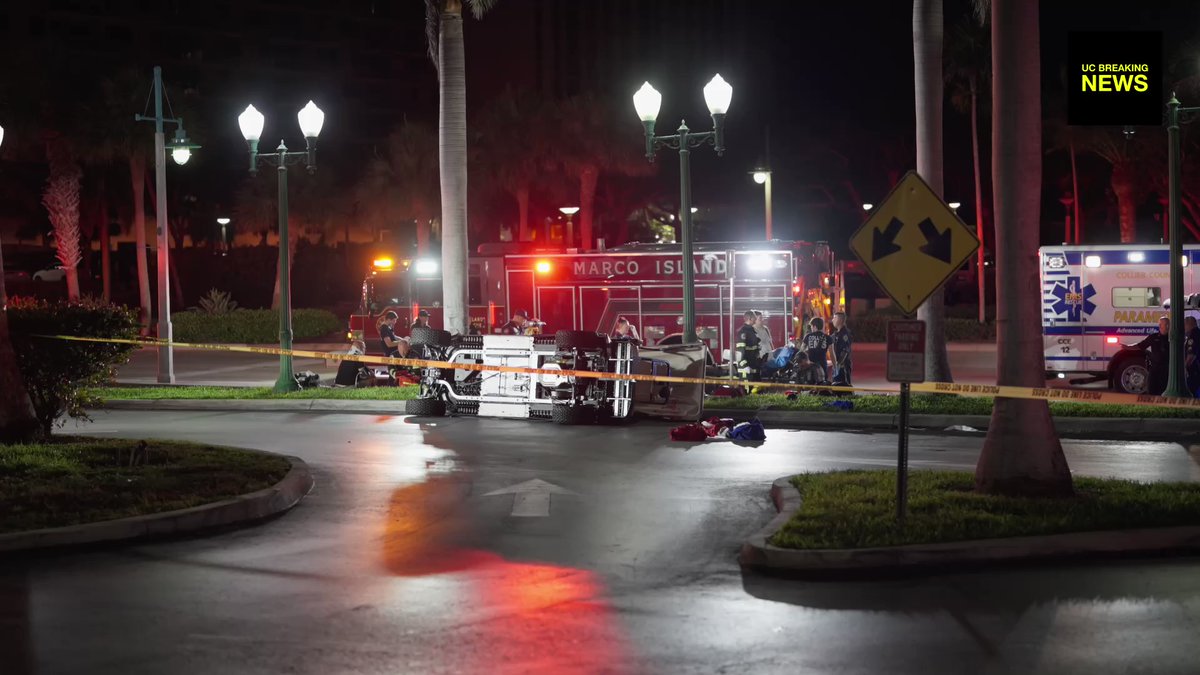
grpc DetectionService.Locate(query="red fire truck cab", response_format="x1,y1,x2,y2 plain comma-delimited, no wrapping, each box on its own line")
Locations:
348,240,839,363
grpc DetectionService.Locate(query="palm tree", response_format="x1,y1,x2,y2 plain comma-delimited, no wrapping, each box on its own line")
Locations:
42,136,83,300
357,121,440,255
945,18,990,322
425,0,499,334
473,88,549,243
1083,128,1153,243
89,69,157,334
556,94,654,250
913,0,953,382
974,0,1072,497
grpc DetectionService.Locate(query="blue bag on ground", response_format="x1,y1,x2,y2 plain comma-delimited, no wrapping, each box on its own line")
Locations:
729,418,766,441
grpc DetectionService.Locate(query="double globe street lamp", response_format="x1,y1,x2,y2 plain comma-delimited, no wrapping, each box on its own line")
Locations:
633,74,732,344
238,101,325,393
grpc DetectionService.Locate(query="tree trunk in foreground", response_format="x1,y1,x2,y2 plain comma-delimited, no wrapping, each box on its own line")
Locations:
975,0,1073,497
913,0,954,382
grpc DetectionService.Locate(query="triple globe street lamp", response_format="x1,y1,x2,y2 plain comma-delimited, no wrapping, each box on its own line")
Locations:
633,73,732,345
238,100,325,393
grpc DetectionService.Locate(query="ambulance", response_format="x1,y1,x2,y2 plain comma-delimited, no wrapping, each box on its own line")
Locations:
1040,244,1200,394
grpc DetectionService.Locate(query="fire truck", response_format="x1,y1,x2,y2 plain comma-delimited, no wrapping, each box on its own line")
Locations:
348,240,840,364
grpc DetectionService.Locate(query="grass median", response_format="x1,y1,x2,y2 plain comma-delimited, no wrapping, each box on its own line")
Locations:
0,437,292,534
714,392,1200,419
91,385,420,401
770,470,1200,550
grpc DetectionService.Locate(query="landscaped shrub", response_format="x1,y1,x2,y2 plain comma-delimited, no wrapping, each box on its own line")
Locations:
7,297,140,435
171,308,341,344
847,315,995,343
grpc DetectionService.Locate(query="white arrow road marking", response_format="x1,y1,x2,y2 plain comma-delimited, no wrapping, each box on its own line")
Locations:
483,478,578,517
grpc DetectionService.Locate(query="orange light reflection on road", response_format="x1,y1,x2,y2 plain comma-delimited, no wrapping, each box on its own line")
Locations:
380,478,634,673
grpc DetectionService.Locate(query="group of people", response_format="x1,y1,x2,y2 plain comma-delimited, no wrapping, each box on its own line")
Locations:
1135,315,1200,396
736,310,852,386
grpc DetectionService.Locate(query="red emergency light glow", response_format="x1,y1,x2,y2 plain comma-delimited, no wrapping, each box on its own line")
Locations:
536,260,552,274
792,283,801,295
1106,336,1119,344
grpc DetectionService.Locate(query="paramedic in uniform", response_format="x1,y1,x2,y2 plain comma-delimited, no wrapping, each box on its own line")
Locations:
736,310,762,381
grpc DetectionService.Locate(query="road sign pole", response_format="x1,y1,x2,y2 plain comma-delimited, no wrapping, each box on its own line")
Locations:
897,381,910,525
886,318,924,526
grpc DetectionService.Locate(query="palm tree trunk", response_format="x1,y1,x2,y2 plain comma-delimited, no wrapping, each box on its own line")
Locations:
0,238,40,442
438,0,469,335
971,80,986,324
913,0,953,382
516,186,530,242
975,0,1073,497
130,155,152,335
579,167,598,251
99,187,112,303
1070,139,1082,243
1112,166,1137,243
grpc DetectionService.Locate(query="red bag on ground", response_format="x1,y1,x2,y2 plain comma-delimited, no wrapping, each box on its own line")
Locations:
670,423,709,441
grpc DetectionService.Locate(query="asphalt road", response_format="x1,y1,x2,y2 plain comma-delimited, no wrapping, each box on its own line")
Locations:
116,342,1007,390
3,411,1199,674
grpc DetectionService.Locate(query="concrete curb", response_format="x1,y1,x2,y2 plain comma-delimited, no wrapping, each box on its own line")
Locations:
707,408,1200,441
0,452,315,553
739,476,1200,572
99,399,405,415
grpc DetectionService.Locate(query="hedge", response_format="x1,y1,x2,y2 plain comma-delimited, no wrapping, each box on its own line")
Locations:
846,314,995,343
7,297,140,435
171,308,341,344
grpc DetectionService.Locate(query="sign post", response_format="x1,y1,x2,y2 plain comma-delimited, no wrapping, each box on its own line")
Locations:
887,319,926,524
850,171,977,525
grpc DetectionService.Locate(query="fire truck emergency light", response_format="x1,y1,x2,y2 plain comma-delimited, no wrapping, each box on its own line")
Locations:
536,260,552,274
373,257,394,270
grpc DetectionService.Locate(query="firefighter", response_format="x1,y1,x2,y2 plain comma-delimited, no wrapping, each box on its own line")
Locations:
500,309,529,335
736,310,762,381
830,311,853,386
413,309,431,330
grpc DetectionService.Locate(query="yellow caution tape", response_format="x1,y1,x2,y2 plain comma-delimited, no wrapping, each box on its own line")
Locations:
35,334,1200,410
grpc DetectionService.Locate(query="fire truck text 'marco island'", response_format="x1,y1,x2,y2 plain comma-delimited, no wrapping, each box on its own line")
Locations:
348,240,841,365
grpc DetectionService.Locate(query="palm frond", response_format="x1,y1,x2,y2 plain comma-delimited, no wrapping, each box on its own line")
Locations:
424,0,441,69
971,0,989,26
465,0,500,20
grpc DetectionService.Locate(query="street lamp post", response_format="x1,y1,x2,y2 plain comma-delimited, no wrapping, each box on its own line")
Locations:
1165,95,1190,397
752,169,772,240
216,217,231,255
238,101,325,394
559,206,579,248
634,74,732,345
134,66,199,384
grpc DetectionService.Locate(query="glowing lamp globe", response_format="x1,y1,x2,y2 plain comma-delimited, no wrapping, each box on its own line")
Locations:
703,74,733,116
297,101,324,139
633,82,662,123
238,105,265,142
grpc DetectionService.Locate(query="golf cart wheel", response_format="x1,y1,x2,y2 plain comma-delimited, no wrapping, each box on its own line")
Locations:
552,404,595,425
410,326,452,348
555,330,606,351
405,398,446,417
1115,358,1149,395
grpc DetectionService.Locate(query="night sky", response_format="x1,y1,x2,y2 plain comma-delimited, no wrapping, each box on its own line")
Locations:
5,1,1200,251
